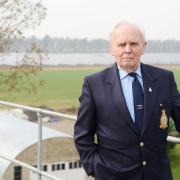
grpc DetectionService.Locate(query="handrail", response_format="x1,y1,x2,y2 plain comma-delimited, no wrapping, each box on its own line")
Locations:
0,153,63,180
0,100,74,180
0,101,77,121
0,100,179,143
167,136,180,144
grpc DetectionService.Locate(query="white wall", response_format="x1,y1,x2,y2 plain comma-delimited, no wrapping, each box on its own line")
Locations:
29,161,86,180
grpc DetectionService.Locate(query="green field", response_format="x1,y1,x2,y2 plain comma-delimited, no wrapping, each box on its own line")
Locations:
0,64,180,179
1,65,180,111
170,144,180,179
0,66,106,111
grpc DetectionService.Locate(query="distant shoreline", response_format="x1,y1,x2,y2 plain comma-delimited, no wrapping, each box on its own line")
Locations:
0,64,180,72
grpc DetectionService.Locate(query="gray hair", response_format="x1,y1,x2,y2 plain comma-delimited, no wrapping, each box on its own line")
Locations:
110,21,146,43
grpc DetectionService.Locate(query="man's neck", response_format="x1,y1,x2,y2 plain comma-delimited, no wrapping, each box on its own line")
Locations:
118,64,140,73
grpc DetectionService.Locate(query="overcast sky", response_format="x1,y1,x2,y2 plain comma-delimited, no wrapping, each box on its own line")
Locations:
26,0,180,40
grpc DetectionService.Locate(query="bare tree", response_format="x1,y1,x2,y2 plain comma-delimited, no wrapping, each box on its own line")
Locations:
0,0,47,96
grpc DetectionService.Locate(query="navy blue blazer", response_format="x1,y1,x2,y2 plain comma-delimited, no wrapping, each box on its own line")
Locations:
74,63,180,180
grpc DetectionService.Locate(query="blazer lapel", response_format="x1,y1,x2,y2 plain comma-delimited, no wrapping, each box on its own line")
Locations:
105,64,139,135
141,64,158,135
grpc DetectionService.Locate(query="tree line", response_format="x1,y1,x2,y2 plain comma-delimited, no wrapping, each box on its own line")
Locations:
11,36,180,53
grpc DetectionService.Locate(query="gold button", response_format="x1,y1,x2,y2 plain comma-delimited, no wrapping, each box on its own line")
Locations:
143,161,147,166
140,142,144,147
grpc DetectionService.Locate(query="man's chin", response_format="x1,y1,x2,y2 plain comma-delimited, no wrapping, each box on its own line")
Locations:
121,63,137,72
123,62,135,68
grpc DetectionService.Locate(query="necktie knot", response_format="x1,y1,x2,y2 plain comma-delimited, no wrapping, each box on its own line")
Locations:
128,72,137,78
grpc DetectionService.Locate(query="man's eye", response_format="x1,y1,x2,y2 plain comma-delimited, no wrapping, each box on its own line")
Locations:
118,43,125,47
131,42,138,46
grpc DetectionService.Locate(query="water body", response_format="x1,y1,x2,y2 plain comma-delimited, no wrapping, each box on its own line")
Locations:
0,53,180,65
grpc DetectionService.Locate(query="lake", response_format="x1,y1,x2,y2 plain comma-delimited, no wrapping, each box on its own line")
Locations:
0,53,180,65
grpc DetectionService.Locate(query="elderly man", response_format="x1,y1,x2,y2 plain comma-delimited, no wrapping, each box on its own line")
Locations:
74,22,180,180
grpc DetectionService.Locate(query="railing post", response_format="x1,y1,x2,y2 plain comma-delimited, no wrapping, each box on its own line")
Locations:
37,111,43,180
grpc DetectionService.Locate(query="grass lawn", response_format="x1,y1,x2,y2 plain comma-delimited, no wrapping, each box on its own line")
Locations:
0,64,180,111
0,66,106,111
170,144,180,179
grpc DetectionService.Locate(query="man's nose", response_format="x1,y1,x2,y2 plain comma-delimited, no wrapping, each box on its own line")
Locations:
124,44,132,53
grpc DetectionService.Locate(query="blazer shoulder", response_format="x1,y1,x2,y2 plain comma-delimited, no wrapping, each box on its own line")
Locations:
142,63,173,76
85,66,112,82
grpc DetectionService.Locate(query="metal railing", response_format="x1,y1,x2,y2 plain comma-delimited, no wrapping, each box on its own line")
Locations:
0,100,180,180
0,100,76,180
0,153,63,180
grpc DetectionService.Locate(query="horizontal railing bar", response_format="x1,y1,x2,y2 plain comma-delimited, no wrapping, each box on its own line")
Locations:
0,100,180,145
0,100,76,121
167,136,180,144
0,153,63,180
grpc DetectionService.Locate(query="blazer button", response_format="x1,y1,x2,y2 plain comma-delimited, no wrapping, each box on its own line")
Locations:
140,142,144,147
143,161,147,166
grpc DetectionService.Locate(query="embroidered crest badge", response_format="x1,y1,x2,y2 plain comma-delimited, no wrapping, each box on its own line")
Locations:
160,109,168,129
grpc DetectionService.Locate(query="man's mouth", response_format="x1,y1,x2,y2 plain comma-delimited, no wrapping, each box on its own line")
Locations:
123,58,134,60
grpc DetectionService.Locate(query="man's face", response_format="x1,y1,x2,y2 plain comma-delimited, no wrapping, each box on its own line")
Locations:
110,24,146,72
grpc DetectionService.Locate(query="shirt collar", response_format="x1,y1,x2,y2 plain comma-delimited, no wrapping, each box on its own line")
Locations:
118,63,142,80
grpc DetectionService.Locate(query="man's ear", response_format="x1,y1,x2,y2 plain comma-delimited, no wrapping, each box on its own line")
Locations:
141,41,147,55
144,41,147,48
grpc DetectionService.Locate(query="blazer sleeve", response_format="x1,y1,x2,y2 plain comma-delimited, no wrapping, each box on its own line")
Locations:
170,71,180,132
74,77,97,176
